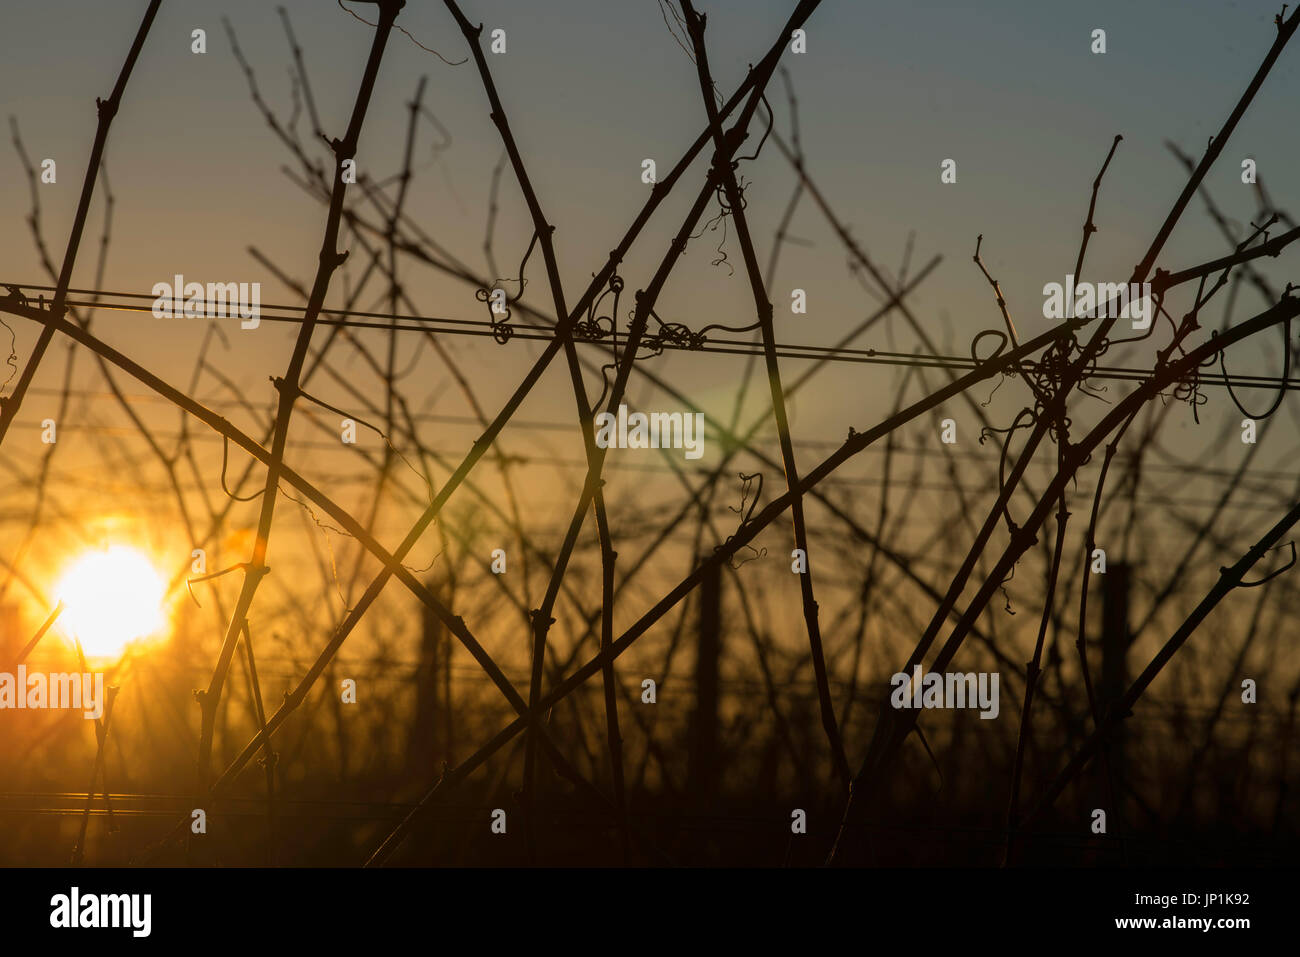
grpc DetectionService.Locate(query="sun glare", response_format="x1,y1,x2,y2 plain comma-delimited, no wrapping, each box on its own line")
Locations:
54,545,168,658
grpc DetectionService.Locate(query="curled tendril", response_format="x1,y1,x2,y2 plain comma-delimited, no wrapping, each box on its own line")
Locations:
1169,364,1209,423
998,559,1018,615
592,363,615,411
698,320,759,339
474,230,542,345
476,287,515,344
717,472,767,569
969,329,1013,407
574,315,614,340
970,328,1008,365
1218,308,1292,422
980,374,1008,408
644,309,708,353
577,273,624,342
707,207,733,275
475,286,507,318
688,176,751,277
655,322,703,350
714,175,747,215
977,407,1037,534
586,274,627,407
587,289,719,406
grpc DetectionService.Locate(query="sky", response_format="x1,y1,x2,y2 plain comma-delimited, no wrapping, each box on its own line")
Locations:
2,0,1298,639
3,2,1297,361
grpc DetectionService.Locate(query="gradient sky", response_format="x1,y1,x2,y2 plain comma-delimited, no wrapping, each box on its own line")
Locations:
2,0,1298,637
4,0,1297,384
4,1,1297,329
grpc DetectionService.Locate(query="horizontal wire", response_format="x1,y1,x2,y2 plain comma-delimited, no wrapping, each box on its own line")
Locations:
5,282,1299,390
22,385,1300,483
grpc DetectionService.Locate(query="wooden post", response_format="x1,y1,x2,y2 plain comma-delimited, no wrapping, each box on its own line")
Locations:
409,576,452,778
1099,562,1132,836
688,560,722,801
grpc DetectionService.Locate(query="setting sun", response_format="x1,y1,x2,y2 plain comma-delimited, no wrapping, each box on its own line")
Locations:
53,545,168,658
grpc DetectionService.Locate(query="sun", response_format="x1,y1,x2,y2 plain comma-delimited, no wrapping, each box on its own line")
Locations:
53,545,168,658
